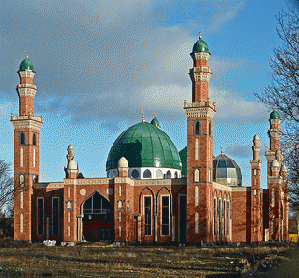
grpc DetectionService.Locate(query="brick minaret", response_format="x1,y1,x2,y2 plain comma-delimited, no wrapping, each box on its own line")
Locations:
250,135,262,242
11,52,43,241
184,32,216,242
265,110,284,240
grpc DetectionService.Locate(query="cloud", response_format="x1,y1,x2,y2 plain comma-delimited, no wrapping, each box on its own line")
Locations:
226,142,266,158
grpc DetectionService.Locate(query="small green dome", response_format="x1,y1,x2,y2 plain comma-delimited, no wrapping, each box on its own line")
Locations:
19,58,35,72
192,39,210,54
150,117,160,128
270,110,281,120
179,147,187,178
106,121,182,171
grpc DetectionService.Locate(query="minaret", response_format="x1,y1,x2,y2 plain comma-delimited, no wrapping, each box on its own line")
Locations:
250,135,262,242
184,31,216,242
11,52,43,241
265,110,284,240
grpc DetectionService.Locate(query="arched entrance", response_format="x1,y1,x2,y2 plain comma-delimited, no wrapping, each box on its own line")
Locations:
82,192,113,242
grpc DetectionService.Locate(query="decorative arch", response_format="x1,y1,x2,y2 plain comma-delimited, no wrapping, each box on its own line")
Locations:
139,187,155,214
194,121,201,135
20,132,25,145
131,169,140,179
194,168,200,182
143,169,151,179
81,191,111,214
19,174,25,187
156,186,172,214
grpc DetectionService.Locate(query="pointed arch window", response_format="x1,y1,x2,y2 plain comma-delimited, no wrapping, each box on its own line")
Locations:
195,186,199,206
213,197,217,235
156,169,163,179
209,121,212,136
195,212,199,234
83,192,111,214
19,174,25,187
20,132,25,145
194,168,200,182
143,169,151,179
131,169,140,179
194,121,201,135
20,147,24,168
33,133,36,146
166,170,171,179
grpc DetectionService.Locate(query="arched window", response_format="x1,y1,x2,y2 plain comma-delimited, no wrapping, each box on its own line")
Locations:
195,138,199,160
272,216,275,235
166,170,171,179
195,186,199,206
209,121,212,136
226,200,230,235
195,212,199,234
20,147,24,168
20,132,25,145
223,199,226,235
218,198,221,235
19,175,25,187
174,171,178,179
32,175,38,184
83,192,112,214
195,121,200,135
156,169,163,179
194,168,200,182
281,202,283,219
272,188,275,206
131,169,140,179
143,169,151,179
33,133,36,146
112,170,118,177
33,149,36,168
213,197,217,235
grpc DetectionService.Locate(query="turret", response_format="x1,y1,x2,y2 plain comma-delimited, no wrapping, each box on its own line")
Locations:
65,145,78,179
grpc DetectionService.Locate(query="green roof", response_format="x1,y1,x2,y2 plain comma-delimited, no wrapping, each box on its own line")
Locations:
106,121,182,171
19,58,35,72
179,147,187,178
192,39,210,54
150,117,160,128
270,110,281,119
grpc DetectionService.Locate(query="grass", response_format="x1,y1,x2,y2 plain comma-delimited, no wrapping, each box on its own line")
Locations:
0,239,296,277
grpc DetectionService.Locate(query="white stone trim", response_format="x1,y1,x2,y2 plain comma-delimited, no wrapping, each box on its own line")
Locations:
19,71,35,78
185,107,215,119
17,87,37,97
11,118,43,131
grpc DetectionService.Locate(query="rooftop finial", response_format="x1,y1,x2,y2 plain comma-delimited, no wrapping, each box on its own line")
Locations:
199,29,202,39
25,50,28,59
154,111,156,118
142,110,145,123
221,146,223,154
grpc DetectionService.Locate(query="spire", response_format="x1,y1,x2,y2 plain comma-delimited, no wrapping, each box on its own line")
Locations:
25,50,28,59
142,110,145,123
199,29,202,39
221,146,223,154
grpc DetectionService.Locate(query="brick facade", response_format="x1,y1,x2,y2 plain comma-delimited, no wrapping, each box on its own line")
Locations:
12,41,289,244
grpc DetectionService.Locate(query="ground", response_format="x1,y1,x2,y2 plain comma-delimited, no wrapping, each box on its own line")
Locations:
0,239,297,277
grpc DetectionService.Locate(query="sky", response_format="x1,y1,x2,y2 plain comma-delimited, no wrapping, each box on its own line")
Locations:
0,0,297,188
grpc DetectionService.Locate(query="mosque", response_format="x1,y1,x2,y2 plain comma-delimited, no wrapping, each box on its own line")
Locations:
12,34,289,244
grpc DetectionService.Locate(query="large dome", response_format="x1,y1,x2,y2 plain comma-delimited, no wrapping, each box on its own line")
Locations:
213,153,242,186
106,120,182,172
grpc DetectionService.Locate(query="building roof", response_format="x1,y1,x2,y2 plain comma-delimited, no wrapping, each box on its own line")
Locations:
19,58,35,72
213,153,242,186
106,120,182,171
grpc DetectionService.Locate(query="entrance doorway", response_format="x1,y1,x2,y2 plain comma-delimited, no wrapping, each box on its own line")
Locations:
82,192,113,242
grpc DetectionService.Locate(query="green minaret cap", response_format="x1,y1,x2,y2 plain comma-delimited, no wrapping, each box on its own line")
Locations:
19,51,35,72
270,110,281,120
151,117,160,128
192,30,210,54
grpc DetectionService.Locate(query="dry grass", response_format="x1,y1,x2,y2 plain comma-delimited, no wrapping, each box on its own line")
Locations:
0,240,295,277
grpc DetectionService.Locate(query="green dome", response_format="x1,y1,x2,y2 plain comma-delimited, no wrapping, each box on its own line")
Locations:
179,147,187,178
19,58,35,72
213,153,242,186
192,39,210,54
150,117,160,128
270,110,281,119
106,121,182,171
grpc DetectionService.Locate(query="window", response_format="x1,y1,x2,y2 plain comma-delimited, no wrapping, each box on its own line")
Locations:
52,197,59,236
131,169,140,179
218,199,221,235
195,121,200,135
195,139,199,160
37,198,44,235
143,169,151,179
19,174,25,187
272,188,275,206
20,148,24,168
161,196,170,236
209,168,211,182
20,190,23,209
119,211,121,222
119,185,122,196
213,198,217,235
144,196,151,235
83,192,111,214
174,171,178,179
20,132,25,145
209,121,212,136
195,186,199,206
195,212,199,234
156,169,163,179
33,149,36,168
272,216,275,235
33,133,36,146
223,200,226,235
226,201,230,235
166,170,171,179
194,169,200,182
20,214,24,233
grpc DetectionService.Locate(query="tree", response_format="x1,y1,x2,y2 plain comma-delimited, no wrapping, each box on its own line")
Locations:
257,4,299,212
0,160,14,216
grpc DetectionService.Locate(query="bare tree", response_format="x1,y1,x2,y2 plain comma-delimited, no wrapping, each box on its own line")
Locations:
0,160,14,216
257,4,299,211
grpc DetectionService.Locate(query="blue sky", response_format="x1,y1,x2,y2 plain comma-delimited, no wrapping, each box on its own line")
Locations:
0,0,296,187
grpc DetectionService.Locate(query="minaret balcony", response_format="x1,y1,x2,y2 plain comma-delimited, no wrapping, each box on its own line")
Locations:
11,114,43,130
184,100,216,110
